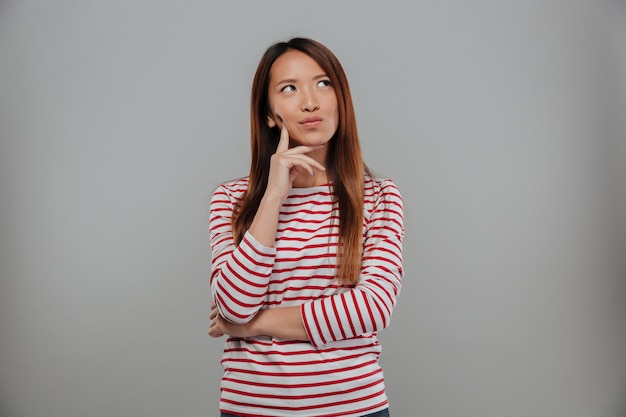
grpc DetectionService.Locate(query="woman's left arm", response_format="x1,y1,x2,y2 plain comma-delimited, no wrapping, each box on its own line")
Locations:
209,181,404,346
301,180,404,347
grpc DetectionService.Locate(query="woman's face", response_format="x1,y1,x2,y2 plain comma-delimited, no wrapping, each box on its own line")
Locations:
267,50,339,147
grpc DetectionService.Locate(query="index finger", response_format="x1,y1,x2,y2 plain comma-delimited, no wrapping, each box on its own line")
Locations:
277,118,289,152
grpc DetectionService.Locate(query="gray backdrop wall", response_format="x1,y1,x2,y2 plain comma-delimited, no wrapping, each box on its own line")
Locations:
1,1,625,416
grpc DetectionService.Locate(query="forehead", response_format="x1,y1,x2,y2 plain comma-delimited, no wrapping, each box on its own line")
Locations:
269,49,326,82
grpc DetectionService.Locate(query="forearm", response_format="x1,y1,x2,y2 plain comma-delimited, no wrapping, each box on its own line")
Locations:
247,194,283,247
209,303,309,341
251,306,309,341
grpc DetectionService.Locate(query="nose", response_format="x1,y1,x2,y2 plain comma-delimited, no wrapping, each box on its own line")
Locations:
301,88,319,112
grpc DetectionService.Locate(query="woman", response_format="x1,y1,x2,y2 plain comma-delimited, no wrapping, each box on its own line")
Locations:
208,37,404,417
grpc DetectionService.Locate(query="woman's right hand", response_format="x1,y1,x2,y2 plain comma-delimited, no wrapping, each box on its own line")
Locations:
264,121,326,203
247,120,326,247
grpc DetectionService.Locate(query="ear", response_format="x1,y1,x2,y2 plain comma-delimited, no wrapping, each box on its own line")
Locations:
267,115,277,128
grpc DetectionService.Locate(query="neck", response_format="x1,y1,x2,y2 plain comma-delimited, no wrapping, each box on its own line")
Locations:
292,143,329,188
292,171,329,188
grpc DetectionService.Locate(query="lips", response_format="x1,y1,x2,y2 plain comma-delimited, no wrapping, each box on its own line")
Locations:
299,116,323,128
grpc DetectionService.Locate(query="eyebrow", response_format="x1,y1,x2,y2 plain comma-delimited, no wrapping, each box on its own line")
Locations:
275,74,328,87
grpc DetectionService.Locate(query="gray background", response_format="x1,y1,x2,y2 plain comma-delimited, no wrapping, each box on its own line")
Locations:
1,1,625,416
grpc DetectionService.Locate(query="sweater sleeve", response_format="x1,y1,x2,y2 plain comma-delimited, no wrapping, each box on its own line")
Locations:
209,184,276,324
301,180,404,348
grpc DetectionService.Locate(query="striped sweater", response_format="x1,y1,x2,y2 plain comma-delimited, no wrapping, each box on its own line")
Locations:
209,176,404,417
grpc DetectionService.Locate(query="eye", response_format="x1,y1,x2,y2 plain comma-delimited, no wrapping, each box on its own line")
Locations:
280,84,296,93
317,79,332,88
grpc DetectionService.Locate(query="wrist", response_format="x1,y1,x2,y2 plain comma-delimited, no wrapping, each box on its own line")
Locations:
248,311,265,337
260,192,285,208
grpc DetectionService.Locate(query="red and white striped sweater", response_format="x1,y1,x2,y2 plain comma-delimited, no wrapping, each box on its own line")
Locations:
209,176,404,417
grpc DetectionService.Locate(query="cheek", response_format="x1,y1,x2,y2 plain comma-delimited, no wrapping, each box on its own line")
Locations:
267,94,283,113
331,105,339,124
329,97,339,119
269,101,291,119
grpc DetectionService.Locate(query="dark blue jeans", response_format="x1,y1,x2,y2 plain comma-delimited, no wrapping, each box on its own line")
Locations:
221,409,389,417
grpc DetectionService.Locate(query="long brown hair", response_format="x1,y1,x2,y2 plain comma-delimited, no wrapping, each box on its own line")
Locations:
233,37,368,284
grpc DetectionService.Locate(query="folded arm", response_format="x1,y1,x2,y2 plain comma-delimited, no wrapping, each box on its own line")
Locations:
210,181,404,347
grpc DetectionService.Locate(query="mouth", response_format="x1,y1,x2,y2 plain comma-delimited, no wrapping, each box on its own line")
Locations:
299,116,323,128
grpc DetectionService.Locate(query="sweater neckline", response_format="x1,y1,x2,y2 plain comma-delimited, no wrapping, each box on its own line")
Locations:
289,182,333,194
